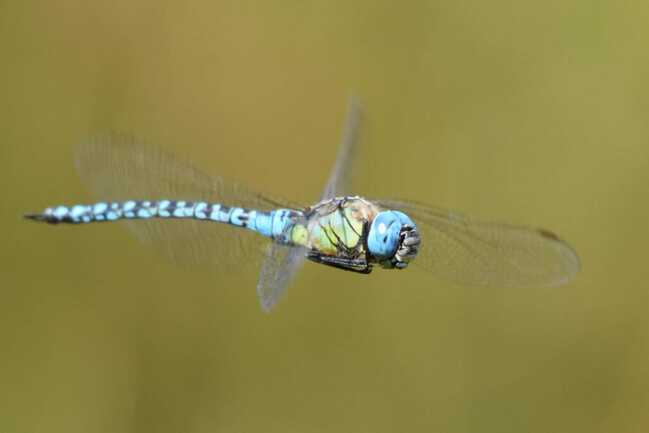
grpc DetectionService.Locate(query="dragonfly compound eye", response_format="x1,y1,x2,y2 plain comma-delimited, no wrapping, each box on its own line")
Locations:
368,210,419,269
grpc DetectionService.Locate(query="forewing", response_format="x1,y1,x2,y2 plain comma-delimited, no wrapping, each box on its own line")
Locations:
75,132,294,269
256,97,363,311
375,199,580,287
321,96,362,200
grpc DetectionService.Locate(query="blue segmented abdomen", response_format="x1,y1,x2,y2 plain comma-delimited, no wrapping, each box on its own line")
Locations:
25,200,303,242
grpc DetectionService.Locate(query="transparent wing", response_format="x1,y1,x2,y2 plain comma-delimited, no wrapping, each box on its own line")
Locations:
257,243,308,312
321,96,362,200
76,132,300,269
375,199,580,287
257,97,363,311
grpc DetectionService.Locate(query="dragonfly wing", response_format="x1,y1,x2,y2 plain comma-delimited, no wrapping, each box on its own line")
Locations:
257,243,308,312
256,97,363,311
375,199,580,287
321,96,362,200
75,132,296,269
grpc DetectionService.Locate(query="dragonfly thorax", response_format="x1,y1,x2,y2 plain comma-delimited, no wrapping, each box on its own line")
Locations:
367,210,420,269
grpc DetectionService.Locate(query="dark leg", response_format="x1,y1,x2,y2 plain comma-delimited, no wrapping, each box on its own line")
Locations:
306,251,372,274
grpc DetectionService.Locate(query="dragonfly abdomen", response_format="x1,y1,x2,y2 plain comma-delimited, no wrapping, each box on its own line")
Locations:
25,200,303,242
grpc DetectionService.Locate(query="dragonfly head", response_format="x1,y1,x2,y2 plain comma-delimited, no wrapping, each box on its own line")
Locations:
367,210,421,269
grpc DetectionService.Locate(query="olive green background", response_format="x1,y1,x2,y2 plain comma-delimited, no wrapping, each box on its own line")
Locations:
2,1,648,432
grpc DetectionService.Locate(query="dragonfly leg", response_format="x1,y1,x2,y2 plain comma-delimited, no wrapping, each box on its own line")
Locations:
306,251,372,274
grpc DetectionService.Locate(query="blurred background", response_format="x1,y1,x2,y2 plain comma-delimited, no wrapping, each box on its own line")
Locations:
2,1,648,432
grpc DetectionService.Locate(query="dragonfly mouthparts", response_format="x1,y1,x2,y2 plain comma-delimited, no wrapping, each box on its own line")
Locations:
393,225,420,268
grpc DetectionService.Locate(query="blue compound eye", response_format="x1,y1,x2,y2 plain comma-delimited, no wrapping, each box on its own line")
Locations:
368,211,414,258
367,210,420,269
367,213,399,258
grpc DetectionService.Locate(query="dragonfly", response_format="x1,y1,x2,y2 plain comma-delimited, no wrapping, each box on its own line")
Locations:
26,99,580,312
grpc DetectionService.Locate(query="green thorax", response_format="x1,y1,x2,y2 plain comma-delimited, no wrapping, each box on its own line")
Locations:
289,197,380,256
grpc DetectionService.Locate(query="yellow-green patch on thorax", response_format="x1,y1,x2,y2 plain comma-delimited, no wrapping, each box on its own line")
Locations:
293,197,379,256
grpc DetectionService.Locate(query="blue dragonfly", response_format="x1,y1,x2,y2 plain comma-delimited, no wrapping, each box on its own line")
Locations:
26,100,580,312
